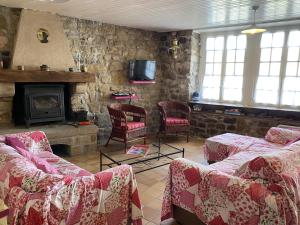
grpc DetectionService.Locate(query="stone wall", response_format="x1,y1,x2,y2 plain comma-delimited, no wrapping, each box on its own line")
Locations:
61,17,164,143
0,7,19,125
191,111,300,138
0,5,198,144
0,7,19,53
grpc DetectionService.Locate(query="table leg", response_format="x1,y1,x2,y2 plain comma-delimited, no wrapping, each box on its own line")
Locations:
100,150,103,171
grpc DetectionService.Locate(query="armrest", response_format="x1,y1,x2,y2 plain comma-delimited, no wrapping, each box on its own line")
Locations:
5,165,143,225
122,104,147,117
162,158,295,224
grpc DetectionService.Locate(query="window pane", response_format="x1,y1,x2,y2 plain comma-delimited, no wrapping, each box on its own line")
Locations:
235,63,244,75
227,36,236,49
223,89,242,101
236,50,245,62
206,37,215,50
259,63,270,75
206,51,214,62
288,30,300,47
227,50,235,62
286,62,298,76
224,76,243,88
255,90,278,104
237,35,247,49
205,63,213,75
271,48,282,61
214,51,223,62
260,48,271,61
281,91,294,105
287,47,299,61
215,36,224,50
226,63,234,75
202,87,220,100
214,63,222,75
272,32,284,47
269,63,281,76
261,33,272,48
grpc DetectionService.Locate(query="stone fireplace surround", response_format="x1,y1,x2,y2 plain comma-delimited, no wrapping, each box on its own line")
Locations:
0,70,98,155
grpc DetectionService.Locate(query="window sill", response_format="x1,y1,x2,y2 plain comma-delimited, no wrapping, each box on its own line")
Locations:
189,101,300,120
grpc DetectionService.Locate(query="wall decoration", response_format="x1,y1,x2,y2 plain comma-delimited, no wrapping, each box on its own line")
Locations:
37,28,49,43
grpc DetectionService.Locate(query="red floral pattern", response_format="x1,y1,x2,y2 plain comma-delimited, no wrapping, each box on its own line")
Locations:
265,127,300,145
204,133,284,162
0,131,143,225
161,144,300,225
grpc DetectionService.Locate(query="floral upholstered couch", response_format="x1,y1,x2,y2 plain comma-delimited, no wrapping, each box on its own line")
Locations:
0,131,143,225
204,125,300,162
161,126,300,225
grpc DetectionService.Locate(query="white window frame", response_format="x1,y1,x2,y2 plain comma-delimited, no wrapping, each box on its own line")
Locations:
198,25,300,110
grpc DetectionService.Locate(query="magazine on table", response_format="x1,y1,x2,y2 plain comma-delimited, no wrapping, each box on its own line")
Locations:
126,144,150,157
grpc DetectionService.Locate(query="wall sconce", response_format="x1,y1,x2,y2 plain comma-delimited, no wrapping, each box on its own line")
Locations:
169,32,180,59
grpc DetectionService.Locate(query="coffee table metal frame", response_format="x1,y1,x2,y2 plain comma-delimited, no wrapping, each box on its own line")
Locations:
100,138,185,174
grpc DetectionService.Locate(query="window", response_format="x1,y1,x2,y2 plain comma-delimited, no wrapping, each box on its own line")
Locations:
202,36,224,100
223,35,246,102
202,34,246,102
199,26,300,109
281,30,300,106
255,32,284,105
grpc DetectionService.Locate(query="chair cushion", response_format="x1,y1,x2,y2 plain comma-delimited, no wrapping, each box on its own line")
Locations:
166,117,189,125
122,122,145,130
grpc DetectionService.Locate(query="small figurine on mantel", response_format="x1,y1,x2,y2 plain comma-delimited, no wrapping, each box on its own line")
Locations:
80,65,88,72
40,64,50,71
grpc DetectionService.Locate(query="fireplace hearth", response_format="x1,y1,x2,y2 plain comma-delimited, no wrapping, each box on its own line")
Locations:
13,84,69,127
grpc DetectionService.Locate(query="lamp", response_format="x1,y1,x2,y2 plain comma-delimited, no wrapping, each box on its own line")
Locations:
241,5,266,35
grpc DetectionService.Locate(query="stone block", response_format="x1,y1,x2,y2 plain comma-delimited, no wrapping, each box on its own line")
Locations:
223,117,237,124
73,83,87,94
0,83,14,97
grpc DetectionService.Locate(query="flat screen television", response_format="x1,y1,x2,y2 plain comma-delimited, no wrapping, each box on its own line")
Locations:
129,60,156,81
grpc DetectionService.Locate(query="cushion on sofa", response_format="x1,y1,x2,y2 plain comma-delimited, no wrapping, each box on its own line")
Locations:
265,127,300,145
13,146,59,174
166,117,189,125
5,131,52,154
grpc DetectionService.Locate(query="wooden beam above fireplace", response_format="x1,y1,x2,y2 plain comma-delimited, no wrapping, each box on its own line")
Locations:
0,70,95,83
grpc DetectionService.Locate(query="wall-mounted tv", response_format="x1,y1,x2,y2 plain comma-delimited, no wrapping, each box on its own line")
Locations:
128,60,156,81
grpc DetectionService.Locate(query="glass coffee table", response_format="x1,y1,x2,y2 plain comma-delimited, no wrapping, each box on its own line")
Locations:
100,139,185,173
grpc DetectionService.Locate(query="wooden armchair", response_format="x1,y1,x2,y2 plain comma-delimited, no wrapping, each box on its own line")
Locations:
105,103,147,151
157,101,191,142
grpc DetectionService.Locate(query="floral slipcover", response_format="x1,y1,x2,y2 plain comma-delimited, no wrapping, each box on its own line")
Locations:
161,141,300,224
204,132,284,162
265,127,300,145
0,131,143,225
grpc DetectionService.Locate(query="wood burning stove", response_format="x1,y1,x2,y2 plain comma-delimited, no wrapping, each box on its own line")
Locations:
14,84,66,127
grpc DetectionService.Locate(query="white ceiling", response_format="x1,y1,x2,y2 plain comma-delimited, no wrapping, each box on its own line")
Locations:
0,0,300,32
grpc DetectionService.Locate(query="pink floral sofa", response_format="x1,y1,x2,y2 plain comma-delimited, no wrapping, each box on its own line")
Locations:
161,126,300,225
204,125,300,162
0,131,143,225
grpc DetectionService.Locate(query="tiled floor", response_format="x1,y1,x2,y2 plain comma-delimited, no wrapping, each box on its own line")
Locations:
63,136,206,225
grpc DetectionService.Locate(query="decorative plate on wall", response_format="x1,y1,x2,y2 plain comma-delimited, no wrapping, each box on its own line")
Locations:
37,28,49,43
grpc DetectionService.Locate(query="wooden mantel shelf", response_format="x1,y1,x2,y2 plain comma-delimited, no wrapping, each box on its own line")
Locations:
0,70,95,83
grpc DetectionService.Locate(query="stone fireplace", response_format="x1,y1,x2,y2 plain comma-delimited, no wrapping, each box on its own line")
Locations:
0,70,98,155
